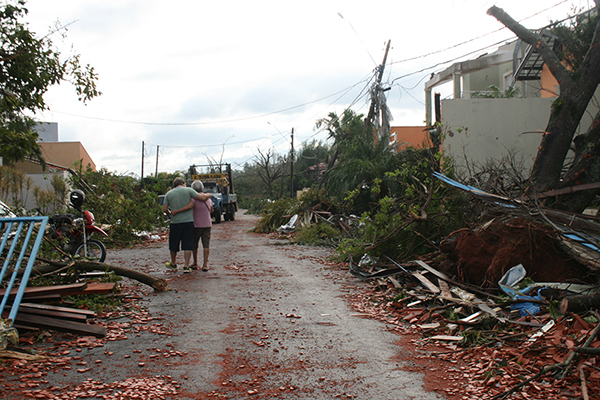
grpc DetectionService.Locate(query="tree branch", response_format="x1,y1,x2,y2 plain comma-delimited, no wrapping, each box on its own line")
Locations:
487,6,571,86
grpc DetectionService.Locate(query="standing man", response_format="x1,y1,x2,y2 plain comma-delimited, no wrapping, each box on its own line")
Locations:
163,177,211,272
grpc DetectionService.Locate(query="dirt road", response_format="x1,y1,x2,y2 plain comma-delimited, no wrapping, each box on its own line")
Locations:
1,212,446,399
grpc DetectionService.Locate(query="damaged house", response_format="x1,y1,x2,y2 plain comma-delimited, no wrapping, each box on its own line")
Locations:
424,33,600,177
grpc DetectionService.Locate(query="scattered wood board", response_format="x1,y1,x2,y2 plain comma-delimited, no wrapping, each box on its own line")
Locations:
18,303,96,317
13,313,105,338
430,335,463,341
13,307,89,322
80,282,116,294
411,271,441,294
0,283,87,299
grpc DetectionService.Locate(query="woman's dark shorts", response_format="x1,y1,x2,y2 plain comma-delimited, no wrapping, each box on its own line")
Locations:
193,227,211,249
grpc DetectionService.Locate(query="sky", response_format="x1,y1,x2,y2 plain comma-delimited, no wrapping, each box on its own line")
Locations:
22,0,590,177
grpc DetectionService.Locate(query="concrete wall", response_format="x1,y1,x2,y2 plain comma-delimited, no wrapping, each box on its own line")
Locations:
39,142,96,172
390,126,431,150
441,97,554,175
34,122,59,142
2,170,72,213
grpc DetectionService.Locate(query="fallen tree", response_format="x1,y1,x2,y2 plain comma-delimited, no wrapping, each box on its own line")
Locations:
487,3,600,211
34,257,169,292
560,291,600,314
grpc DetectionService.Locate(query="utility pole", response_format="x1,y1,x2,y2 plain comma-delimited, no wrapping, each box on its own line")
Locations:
364,40,391,135
155,145,159,178
141,141,145,182
290,128,294,198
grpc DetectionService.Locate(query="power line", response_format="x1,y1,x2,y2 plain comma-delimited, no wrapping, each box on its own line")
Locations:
388,0,571,68
50,81,370,126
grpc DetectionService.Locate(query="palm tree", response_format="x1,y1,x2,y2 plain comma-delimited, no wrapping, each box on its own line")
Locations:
316,109,404,211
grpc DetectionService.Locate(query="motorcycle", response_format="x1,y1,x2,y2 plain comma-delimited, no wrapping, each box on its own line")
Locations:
48,190,108,262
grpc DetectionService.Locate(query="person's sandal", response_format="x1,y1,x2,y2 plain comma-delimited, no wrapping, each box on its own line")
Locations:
165,262,177,269
190,264,198,270
202,266,209,271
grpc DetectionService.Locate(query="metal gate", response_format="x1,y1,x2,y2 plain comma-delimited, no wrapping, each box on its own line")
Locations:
0,216,49,329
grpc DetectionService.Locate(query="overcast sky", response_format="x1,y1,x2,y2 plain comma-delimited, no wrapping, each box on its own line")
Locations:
23,0,588,177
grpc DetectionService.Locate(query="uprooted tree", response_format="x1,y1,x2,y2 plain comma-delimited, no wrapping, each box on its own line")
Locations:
487,3,600,212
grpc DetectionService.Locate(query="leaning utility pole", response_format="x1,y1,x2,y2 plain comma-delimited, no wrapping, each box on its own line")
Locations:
155,145,159,178
364,40,391,135
141,141,145,181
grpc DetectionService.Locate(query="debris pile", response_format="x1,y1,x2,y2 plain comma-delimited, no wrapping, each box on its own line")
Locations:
439,217,594,287
0,282,114,338
347,251,600,399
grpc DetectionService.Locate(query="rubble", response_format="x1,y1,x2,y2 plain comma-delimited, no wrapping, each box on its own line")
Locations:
347,250,600,399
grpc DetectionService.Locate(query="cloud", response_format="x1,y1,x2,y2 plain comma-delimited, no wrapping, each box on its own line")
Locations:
22,0,589,176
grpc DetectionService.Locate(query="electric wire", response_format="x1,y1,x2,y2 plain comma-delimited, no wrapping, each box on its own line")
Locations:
50,81,369,126
388,0,571,67
97,1,587,174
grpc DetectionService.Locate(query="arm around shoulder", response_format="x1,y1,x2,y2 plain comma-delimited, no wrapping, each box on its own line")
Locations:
195,192,211,201
171,199,194,216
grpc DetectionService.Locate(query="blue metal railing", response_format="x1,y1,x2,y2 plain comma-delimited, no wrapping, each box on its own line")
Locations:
0,216,49,326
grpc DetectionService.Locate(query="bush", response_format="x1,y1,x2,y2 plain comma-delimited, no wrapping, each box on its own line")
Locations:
293,222,341,246
72,168,165,246
252,197,300,233
242,197,271,215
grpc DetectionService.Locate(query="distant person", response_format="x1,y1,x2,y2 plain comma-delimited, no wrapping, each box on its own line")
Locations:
163,177,210,272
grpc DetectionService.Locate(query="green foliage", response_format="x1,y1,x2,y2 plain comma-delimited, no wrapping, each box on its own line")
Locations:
293,222,341,246
71,167,164,246
334,147,468,262
471,85,521,98
252,196,300,233
0,1,100,166
294,139,329,189
242,197,271,215
318,110,440,216
548,300,562,319
551,9,599,72
251,187,341,233
64,293,121,314
248,108,469,264
234,163,265,200
140,172,182,195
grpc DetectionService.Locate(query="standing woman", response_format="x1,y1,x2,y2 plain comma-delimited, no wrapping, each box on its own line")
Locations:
190,180,213,271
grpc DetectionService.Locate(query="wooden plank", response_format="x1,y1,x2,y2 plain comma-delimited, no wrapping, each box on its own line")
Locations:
80,282,116,294
388,276,402,289
430,335,463,341
11,294,62,303
15,307,89,322
0,283,88,299
534,182,600,199
413,260,451,281
460,311,484,323
438,279,452,298
13,313,105,338
415,259,504,301
4,309,87,323
19,303,96,317
411,271,441,294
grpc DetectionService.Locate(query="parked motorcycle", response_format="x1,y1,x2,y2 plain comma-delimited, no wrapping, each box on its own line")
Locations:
48,190,108,262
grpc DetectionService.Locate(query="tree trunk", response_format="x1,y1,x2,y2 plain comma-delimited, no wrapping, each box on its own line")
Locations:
529,83,595,192
560,291,600,314
34,258,169,292
552,111,600,212
487,5,600,199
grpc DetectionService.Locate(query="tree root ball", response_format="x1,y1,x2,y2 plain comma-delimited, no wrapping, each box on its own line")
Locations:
439,217,594,287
